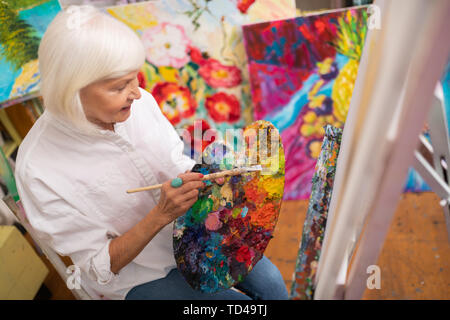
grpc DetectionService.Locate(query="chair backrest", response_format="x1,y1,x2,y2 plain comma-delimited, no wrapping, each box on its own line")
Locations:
0,195,94,300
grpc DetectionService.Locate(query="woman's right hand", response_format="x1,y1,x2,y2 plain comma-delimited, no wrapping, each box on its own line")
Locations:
155,172,205,225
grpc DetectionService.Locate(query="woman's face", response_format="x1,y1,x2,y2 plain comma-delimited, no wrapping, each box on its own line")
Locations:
80,70,142,131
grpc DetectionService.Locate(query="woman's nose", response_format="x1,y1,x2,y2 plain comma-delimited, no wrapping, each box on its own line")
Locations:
129,82,142,100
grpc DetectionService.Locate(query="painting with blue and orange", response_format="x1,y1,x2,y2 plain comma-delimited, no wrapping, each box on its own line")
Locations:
173,120,285,293
243,7,434,199
0,0,61,106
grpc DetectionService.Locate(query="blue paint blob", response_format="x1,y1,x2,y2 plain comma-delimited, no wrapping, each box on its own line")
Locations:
241,207,248,218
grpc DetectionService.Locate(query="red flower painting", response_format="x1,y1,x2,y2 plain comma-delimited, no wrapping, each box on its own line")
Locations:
237,0,256,14
152,82,197,125
137,71,146,89
188,45,206,65
184,119,216,153
205,92,240,123
199,59,242,88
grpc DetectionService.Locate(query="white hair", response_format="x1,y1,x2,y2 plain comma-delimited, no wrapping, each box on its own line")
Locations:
38,5,145,134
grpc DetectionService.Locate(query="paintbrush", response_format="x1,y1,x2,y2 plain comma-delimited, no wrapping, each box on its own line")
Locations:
126,165,262,194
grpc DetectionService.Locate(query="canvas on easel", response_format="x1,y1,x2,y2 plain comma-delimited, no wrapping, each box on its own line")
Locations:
313,0,450,299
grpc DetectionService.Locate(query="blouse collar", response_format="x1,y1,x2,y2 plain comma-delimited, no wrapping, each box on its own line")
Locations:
43,110,124,139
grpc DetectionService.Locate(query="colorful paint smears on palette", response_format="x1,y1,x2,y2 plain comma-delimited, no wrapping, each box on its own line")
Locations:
106,0,296,157
0,0,61,106
173,120,285,292
243,8,367,200
290,125,342,300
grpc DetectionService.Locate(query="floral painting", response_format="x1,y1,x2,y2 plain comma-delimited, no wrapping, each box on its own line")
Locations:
0,0,61,107
243,8,367,200
173,120,285,292
106,0,296,157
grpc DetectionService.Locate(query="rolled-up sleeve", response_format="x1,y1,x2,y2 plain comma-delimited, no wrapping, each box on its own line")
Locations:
15,170,117,285
90,239,114,285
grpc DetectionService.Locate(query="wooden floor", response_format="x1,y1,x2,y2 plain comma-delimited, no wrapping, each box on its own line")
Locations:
265,191,450,299
26,192,449,300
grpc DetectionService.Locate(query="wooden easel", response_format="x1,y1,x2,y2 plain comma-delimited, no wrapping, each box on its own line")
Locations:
313,0,450,300
413,88,450,243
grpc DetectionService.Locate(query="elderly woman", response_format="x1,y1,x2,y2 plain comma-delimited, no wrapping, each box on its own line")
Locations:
14,6,288,300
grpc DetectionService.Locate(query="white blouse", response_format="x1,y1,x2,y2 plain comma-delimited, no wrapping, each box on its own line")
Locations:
14,88,196,300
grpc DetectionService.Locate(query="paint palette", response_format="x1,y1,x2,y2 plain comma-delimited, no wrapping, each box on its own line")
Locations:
173,120,285,293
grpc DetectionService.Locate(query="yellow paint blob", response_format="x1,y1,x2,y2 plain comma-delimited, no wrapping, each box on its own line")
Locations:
309,140,322,159
304,111,317,124
258,176,283,198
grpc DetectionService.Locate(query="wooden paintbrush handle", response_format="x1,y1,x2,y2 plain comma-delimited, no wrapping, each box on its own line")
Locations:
126,184,163,193
202,168,243,180
126,168,248,194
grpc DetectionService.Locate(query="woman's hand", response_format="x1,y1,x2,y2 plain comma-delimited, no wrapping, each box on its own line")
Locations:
155,172,205,225
110,172,203,274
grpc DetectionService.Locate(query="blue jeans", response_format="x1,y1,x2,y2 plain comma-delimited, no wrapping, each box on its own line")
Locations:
125,256,288,300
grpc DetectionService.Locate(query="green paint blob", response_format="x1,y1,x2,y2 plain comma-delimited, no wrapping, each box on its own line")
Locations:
232,207,241,218
191,198,214,223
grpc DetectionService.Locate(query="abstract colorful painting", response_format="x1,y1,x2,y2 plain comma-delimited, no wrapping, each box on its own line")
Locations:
0,0,61,107
173,120,285,292
106,0,296,157
290,125,342,300
243,8,367,200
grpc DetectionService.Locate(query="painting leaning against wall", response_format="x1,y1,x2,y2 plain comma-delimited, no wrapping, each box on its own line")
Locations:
106,0,296,159
0,0,61,107
243,7,431,200
441,59,450,136
290,125,342,300
243,8,368,200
